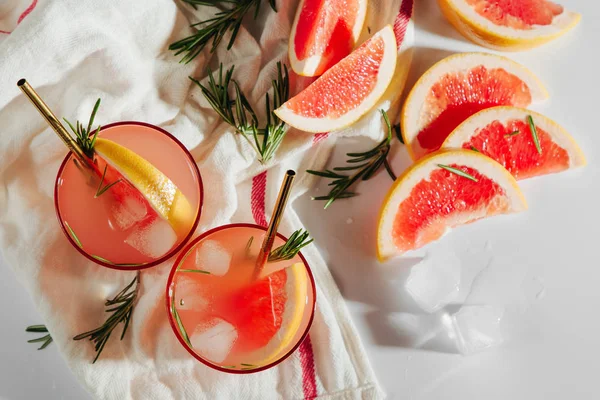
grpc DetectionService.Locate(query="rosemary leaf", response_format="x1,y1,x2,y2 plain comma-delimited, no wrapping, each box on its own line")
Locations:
64,221,83,249
171,298,192,347
437,164,478,182
505,130,521,137
178,269,211,274
94,165,122,198
26,325,53,350
527,115,542,154
470,145,480,153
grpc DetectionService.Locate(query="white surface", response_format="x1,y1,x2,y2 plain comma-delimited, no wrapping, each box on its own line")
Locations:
1,0,599,399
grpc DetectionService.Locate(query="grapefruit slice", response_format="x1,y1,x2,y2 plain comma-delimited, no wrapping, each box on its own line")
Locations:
275,25,397,133
289,0,368,77
230,263,309,365
376,149,526,261
442,107,586,180
94,138,195,238
401,52,548,160
177,262,308,367
438,0,581,51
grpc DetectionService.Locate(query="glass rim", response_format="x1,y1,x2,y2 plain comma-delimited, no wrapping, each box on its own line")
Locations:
165,222,317,374
53,120,204,271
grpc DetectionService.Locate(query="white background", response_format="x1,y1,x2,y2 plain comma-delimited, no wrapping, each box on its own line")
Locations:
1,0,599,398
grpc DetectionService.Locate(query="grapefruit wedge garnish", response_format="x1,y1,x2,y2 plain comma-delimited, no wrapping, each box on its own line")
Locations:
289,0,368,77
401,52,548,160
175,262,309,368
442,107,586,180
376,149,527,262
94,138,195,238
229,263,309,366
275,25,397,133
438,0,581,51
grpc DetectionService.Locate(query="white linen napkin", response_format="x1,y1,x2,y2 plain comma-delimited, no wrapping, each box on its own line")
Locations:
0,0,414,398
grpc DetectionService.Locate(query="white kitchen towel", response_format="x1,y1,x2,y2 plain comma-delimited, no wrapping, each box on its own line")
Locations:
0,0,414,399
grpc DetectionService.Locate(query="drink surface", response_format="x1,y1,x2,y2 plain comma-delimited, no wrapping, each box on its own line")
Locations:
55,123,201,267
169,225,315,371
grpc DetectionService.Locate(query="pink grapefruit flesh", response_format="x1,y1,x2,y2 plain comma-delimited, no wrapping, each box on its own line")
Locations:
393,164,507,251
417,65,532,154
293,0,361,76
466,0,564,29
287,35,384,119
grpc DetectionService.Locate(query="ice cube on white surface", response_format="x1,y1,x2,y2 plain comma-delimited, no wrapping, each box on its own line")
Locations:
125,217,177,258
190,318,238,363
110,195,148,231
405,251,461,313
452,305,504,355
174,276,208,311
195,240,231,276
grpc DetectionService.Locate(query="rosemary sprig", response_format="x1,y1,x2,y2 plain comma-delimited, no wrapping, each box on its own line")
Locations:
527,115,542,154
170,0,277,64
437,164,478,182
268,229,313,262
94,165,122,198
63,99,102,159
73,273,140,363
307,110,397,209
191,62,290,163
26,325,53,350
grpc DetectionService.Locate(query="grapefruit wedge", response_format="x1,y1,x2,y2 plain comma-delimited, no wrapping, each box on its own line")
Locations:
438,0,581,51
230,263,309,366
377,149,526,262
401,52,548,160
94,138,195,238
442,107,586,180
275,25,397,133
289,0,368,77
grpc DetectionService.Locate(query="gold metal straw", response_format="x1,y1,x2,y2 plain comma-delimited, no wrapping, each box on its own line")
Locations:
17,79,90,166
254,170,296,279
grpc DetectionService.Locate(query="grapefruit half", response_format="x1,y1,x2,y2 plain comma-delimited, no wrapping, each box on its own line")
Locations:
442,107,586,180
376,149,526,262
438,0,581,51
289,0,368,77
401,52,548,160
275,25,397,133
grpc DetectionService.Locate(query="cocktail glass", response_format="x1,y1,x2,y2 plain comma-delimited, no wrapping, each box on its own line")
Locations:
166,223,316,373
55,121,203,270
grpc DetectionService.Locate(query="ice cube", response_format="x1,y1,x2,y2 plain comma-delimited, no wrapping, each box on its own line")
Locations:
110,195,148,231
195,240,231,276
452,305,504,355
125,217,177,258
174,276,208,311
405,251,461,313
190,318,238,363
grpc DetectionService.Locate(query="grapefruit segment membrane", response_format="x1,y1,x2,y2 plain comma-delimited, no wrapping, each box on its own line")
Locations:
438,0,581,51
401,52,548,160
442,107,586,180
275,25,397,133
289,0,368,77
377,149,526,261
